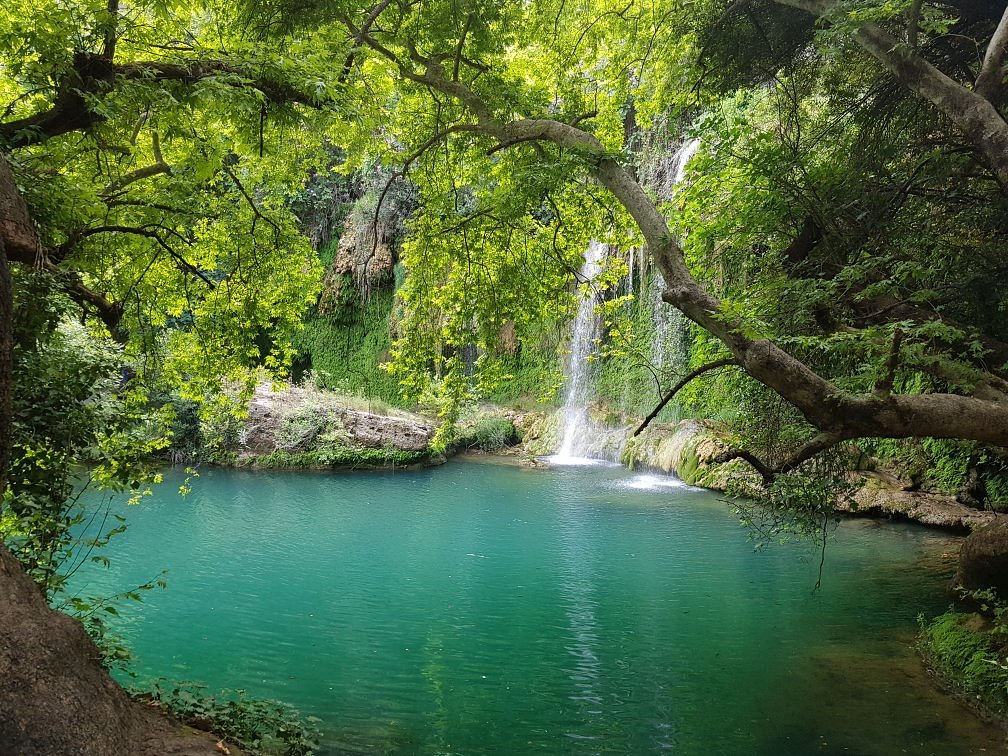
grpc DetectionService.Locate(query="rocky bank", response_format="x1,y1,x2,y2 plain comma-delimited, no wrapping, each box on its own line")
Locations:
220,384,438,469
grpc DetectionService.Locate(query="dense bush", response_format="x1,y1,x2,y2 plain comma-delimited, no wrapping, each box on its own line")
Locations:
457,416,519,452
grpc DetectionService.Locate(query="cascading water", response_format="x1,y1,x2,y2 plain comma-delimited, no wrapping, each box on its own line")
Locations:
550,240,608,464
650,137,699,382
548,138,701,464
672,137,700,189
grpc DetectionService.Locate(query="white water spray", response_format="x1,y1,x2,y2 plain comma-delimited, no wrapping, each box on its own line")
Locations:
651,137,699,379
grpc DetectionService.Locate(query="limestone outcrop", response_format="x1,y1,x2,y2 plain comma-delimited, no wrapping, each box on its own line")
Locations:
619,418,998,531
230,384,436,467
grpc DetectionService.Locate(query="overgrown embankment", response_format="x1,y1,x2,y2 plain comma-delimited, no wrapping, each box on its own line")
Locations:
187,384,440,470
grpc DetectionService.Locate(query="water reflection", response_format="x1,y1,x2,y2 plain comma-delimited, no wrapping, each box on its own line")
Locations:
556,496,605,742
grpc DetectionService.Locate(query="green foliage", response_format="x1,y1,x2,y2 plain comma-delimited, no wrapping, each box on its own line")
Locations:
919,603,1008,718
55,567,170,672
1,0,327,407
134,679,321,756
862,438,1008,510
456,416,519,452
292,287,403,405
242,446,429,469
733,451,851,567
165,398,204,464
2,271,167,596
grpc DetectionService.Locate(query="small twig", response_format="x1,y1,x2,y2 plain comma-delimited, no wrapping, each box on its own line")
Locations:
906,0,922,49
221,162,281,233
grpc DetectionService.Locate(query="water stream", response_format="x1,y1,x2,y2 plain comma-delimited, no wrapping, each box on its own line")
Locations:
552,137,703,461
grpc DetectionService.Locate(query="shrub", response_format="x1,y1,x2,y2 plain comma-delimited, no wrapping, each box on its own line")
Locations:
134,680,320,756
459,416,518,451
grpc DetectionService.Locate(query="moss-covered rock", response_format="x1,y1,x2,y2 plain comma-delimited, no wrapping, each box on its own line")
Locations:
620,419,760,492
203,383,440,470
838,472,997,531
919,610,1008,724
956,518,1008,595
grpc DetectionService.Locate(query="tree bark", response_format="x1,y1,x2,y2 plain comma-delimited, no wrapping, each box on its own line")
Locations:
775,0,1008,187
0,236,11,496
0,154,42,266
0,153,35,495
0,542,233,755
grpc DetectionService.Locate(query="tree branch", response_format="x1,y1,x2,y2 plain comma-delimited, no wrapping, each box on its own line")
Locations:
874,327,903,397
49,266,124,335
340,0,397,82
220,163,281,234
714,448,778,485
101,156,171,197
775,0,1008,187
68,225,215,288
0,56,323,150
906,0,922,49
633,358,741,436
715,432,843,484
976,5,1008,99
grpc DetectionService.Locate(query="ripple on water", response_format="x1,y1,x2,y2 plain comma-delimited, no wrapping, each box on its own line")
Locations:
71,461,1004,755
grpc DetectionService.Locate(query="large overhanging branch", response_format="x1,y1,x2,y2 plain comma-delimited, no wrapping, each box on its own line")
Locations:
347,24,1008,448
773,0,1008,187
715,432,844,485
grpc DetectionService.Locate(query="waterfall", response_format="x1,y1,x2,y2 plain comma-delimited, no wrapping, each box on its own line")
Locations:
547,138,700,464
550,240,608,464
650,137,698,384
672,137,700,190
649,276,690,380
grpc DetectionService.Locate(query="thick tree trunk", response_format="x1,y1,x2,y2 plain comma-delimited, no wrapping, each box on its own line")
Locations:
0,154,42,266
0,152,40,494
0,543,232,755
0,236,11,496
0,154,232,753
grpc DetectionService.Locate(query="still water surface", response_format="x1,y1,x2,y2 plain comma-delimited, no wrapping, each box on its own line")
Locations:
74,459,1003,754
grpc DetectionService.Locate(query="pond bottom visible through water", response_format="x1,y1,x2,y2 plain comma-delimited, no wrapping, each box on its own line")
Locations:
72,459,1005,755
